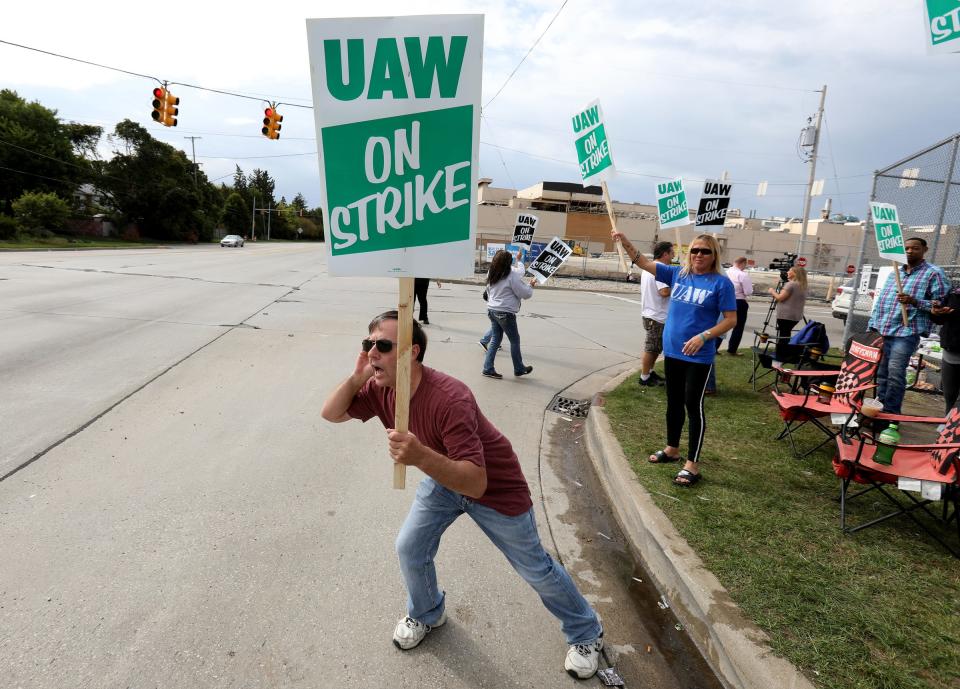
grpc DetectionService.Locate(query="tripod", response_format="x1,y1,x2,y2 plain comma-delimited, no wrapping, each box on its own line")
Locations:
758,276,787,339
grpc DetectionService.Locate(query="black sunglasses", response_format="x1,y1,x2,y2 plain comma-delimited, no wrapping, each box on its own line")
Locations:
689,248,713,255
361,338,396,353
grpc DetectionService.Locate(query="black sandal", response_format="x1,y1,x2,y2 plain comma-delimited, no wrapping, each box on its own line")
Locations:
673,469,702,487
649,450,682,464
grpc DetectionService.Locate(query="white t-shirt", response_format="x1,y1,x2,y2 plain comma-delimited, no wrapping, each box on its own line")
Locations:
640,269,670,322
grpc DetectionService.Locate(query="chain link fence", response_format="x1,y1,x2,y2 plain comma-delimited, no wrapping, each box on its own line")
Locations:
842,133,960,345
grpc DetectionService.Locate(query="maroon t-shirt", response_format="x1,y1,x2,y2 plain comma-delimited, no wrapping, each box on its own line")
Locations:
346,367,532,516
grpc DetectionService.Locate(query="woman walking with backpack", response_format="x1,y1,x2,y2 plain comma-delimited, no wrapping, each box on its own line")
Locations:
612,230,737,487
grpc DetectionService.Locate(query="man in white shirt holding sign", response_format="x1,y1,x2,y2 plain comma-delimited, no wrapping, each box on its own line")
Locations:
639,241,674,386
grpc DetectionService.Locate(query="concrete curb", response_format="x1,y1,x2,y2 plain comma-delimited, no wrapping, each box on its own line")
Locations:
584,368,815,689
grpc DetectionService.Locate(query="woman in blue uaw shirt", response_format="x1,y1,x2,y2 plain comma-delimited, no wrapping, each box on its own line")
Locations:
613,231,737,487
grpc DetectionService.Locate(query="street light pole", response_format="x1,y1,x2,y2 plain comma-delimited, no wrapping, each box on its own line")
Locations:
184,136,201,187
798,85,827,260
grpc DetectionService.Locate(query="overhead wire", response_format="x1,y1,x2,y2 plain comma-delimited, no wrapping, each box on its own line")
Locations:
483,0,570,110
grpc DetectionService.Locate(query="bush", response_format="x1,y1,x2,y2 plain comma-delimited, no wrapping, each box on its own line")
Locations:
0,214,19,240
12,191,71,231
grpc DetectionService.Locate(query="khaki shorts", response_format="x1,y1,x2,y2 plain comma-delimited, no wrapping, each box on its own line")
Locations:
642,317,665,355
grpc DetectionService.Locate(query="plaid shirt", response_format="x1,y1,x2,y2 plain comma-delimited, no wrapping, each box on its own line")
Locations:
867,260,949,337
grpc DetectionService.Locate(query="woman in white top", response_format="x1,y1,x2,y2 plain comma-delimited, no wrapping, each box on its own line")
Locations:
481,249,536,379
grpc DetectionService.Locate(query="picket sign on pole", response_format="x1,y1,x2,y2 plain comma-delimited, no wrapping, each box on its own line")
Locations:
393,278,415,489
307,15,483,489
601,181,628,272
871,201,909,327
571,100,626,271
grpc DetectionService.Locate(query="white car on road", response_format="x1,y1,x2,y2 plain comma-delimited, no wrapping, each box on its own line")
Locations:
220,235,245,247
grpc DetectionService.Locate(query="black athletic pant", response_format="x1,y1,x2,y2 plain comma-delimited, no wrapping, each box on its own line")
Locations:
775,318,798,361
727,300,749,353
413,278,430,322
664,356,712,462
942,358,960,414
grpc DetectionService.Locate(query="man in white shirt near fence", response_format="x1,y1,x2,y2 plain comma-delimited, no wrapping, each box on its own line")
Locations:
639,241,674,386
725,256,753,355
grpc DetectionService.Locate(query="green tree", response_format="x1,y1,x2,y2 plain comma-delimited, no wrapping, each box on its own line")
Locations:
99,120,219,242
12,190,71,231
221,192,249,235
0,89,102,211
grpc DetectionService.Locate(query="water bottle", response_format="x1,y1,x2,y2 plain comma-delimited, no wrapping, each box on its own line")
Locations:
874,424,900,465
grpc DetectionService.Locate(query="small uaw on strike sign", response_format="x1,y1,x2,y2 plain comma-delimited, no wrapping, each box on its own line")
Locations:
307,14,483,488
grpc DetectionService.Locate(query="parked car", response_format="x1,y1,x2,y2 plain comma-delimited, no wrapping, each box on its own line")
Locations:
221,235,245,247
831,266,893,323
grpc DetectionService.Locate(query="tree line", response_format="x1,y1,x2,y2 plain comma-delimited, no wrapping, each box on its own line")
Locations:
0,89,324,243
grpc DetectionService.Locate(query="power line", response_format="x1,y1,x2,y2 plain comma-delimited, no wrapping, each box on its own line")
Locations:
0,38,313,108
483,0,570,109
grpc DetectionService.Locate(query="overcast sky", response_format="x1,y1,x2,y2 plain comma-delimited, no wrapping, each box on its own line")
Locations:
3,0,957,220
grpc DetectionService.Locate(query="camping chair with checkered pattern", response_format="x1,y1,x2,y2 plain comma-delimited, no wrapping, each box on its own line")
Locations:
770,333,883,458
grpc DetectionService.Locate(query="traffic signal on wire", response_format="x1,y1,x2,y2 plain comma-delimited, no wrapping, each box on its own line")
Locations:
151,87,179,127
262,106,282,140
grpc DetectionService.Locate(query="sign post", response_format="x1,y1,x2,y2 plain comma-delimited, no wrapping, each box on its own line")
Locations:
871,201,909,327
571,100,627,271
307,14,483,488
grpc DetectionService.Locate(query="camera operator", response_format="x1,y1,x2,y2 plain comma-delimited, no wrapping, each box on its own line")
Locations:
767,266,808,362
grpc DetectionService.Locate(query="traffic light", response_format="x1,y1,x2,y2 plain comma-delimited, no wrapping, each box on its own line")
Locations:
262,106,282,140
151,87,165,123
150,87,179,127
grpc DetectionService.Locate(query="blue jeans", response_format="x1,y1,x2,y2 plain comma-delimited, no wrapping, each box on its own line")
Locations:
877,333,920,414
396,478,602,645
483,310,526,375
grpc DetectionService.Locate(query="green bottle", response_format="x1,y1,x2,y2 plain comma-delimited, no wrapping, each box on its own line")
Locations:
875,424,900,465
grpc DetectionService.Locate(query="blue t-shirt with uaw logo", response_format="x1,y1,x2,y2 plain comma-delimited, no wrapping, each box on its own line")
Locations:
655,263,737,364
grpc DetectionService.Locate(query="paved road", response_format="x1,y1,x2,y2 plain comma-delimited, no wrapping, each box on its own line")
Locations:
0,244,737,689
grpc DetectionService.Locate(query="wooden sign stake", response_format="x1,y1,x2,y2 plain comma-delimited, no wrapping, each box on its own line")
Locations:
891,261,909,327
393,277,415,489
601,181,628,272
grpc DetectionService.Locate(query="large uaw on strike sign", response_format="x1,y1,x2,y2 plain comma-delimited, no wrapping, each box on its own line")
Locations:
695,179,732,230
306,15,482,277
527,237,573,284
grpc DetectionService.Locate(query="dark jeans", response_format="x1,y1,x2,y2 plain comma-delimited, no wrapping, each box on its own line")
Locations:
727,300,749,353
413,278,430,321
664,356,713,462
483,310,526,375
877,334,920,414
775,318,798,361
942,358,960,414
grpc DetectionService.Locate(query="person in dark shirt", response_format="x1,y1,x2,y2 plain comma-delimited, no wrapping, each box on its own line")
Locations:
321,311,603,679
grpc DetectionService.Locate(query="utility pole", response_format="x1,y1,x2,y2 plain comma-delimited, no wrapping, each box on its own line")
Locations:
798,85,827,261
251,196,256,240
184,136,202,187
267,201,272,240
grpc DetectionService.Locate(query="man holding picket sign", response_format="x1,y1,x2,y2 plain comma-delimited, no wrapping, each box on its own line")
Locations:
866,202,948,414
309,15,604,680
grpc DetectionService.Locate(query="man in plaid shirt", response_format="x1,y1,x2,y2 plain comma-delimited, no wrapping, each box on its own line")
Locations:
867,237,949,414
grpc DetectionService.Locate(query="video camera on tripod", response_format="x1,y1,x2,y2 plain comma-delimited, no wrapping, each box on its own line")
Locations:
768,252,798,283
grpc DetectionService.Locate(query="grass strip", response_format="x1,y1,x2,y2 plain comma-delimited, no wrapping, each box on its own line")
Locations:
605,353,960,689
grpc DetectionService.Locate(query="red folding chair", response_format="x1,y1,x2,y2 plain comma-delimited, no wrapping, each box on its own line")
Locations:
833,406,959,558
771,333,883,458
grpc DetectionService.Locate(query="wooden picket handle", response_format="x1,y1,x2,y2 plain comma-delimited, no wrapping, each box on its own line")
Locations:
601,181,628,272
393,277,415,489
891,261,909,328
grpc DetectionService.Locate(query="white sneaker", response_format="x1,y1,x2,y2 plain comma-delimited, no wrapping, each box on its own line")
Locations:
392,610,447,650
564,631,603,679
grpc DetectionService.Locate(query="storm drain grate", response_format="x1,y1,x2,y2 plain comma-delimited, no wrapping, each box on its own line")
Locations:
548,395,591,418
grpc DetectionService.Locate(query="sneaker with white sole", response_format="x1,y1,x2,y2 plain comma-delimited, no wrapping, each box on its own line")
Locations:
392,610,447,650
564,631,603,679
